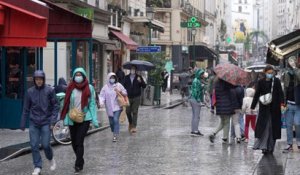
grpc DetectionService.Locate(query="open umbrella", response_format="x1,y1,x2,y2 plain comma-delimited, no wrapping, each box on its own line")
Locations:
214,63,251,86
123,60,155,71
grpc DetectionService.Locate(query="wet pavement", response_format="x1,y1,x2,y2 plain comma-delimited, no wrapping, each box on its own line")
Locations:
0,92,300,174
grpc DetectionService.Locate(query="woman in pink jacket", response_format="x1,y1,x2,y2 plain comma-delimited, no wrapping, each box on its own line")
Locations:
99,72,127,142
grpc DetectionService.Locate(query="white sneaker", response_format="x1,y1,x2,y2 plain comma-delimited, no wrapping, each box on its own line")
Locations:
49,158,56,171
32,167,41,175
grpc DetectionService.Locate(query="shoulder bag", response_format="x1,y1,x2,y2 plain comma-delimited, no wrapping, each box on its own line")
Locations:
116,91,129,107
259,78,274,105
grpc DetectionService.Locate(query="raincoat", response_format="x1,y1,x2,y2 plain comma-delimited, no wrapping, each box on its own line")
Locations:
190,69,204,102
63,68,98,127
99,72,127,117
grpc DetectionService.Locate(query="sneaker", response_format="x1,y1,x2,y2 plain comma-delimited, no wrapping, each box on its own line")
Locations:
241,135,246,141
49,158,56,171
74,166,82,174
244,139,249,143
236,138,241,144
112,136,117,142
190,131,204,137
209,133,216,143
222,138,228,144
283,144,293,153
32,167,41,175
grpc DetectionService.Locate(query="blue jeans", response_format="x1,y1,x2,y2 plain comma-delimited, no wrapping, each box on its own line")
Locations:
29,122,53,168
109,110,122,135
285,104,300,145
231,112,245,138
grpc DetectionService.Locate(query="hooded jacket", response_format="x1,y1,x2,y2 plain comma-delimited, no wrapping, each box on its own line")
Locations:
190,69,204,102
63,68,99,127
20,70,59,129
242,88,258,115
54,77,67,94
99,72,127,117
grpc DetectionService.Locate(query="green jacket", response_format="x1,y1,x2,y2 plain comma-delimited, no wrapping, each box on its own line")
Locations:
190,69,204,102
64,67,99,127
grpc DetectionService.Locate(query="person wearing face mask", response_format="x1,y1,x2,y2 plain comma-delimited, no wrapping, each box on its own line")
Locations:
99,72,127,142
123,65,146,133
250,65,284,154
60,67,99,174
282,56,300,152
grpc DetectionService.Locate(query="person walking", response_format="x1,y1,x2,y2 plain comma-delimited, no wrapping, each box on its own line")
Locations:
230,85,245,143
54,77,67,94
20,70,59,175
116,66,125,85
250,65,284,154
282,56,300,152
60,67,99,174
99,72,127,142
161,70,169,92
190,69,205,136
208,78,236,144
123,65,146,133
242,87,257,143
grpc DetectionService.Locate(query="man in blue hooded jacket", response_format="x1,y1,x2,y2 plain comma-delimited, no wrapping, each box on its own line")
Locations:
20,70,59,175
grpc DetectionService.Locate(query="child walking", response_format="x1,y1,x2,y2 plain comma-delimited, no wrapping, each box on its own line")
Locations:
242,87,258,143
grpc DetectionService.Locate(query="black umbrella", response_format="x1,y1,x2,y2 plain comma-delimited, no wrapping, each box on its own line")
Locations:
123,60,155,71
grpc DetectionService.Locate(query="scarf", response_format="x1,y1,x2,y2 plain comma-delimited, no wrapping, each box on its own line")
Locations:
60,79,90,120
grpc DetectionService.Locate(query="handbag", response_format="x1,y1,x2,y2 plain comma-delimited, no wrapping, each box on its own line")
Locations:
259,78,274,105
116,91,129,107
69,108,85,123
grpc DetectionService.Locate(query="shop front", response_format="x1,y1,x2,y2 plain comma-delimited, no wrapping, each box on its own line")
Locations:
0,0,48,128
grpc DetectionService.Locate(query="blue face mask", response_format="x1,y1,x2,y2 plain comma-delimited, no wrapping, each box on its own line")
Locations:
74,76,83,83
109,78,116,84
266,73,273,79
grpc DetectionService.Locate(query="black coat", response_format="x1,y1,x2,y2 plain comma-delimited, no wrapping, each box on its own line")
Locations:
215,79,235,116
251,78,284,139
124,74,146,98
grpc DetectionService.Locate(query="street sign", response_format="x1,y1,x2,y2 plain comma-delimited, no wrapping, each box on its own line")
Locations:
180,16,201,28
136,46,161,53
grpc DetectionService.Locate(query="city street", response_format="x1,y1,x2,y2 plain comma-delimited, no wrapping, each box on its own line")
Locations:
0,99,297,175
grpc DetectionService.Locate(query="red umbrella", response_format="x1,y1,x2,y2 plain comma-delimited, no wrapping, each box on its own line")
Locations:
214,63,251,86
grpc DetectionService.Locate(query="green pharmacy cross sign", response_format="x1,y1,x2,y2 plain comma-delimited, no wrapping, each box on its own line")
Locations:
181,17,201,28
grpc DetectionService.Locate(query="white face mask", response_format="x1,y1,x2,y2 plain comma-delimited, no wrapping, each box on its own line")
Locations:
109,78,116,84
74,76,83,83
130,69,136,74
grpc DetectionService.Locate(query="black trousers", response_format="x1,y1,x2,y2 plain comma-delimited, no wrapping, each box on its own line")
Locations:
69,121,90,169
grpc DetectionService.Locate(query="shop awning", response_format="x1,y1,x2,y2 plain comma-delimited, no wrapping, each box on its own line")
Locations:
0,1,48,47
189,45,217,61
110,30,138,50
268,29,300,59
41,0,92,39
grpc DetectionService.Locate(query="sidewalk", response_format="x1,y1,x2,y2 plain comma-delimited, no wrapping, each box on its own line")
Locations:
0,90,182,161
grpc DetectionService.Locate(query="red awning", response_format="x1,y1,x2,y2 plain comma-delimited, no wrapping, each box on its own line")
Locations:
110,30,138,50
0,1,48,47
42,0,92,39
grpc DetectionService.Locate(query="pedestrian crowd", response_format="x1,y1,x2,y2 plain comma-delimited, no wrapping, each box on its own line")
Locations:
19,55,300,175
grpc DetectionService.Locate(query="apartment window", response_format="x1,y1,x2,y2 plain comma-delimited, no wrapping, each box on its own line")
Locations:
238,6,242,12
134,9,139,16
244,0,247,3
95,0,99,7
239,0,242,3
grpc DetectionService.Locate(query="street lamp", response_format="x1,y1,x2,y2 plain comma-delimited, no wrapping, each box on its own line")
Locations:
215,39,220,65
191,28,197,67
146,7,154,46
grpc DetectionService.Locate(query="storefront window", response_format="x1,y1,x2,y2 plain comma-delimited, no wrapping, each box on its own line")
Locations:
4,47,36,99
0,48,2,98
92,42,103,92
6,48,23,99
76,41,88,69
